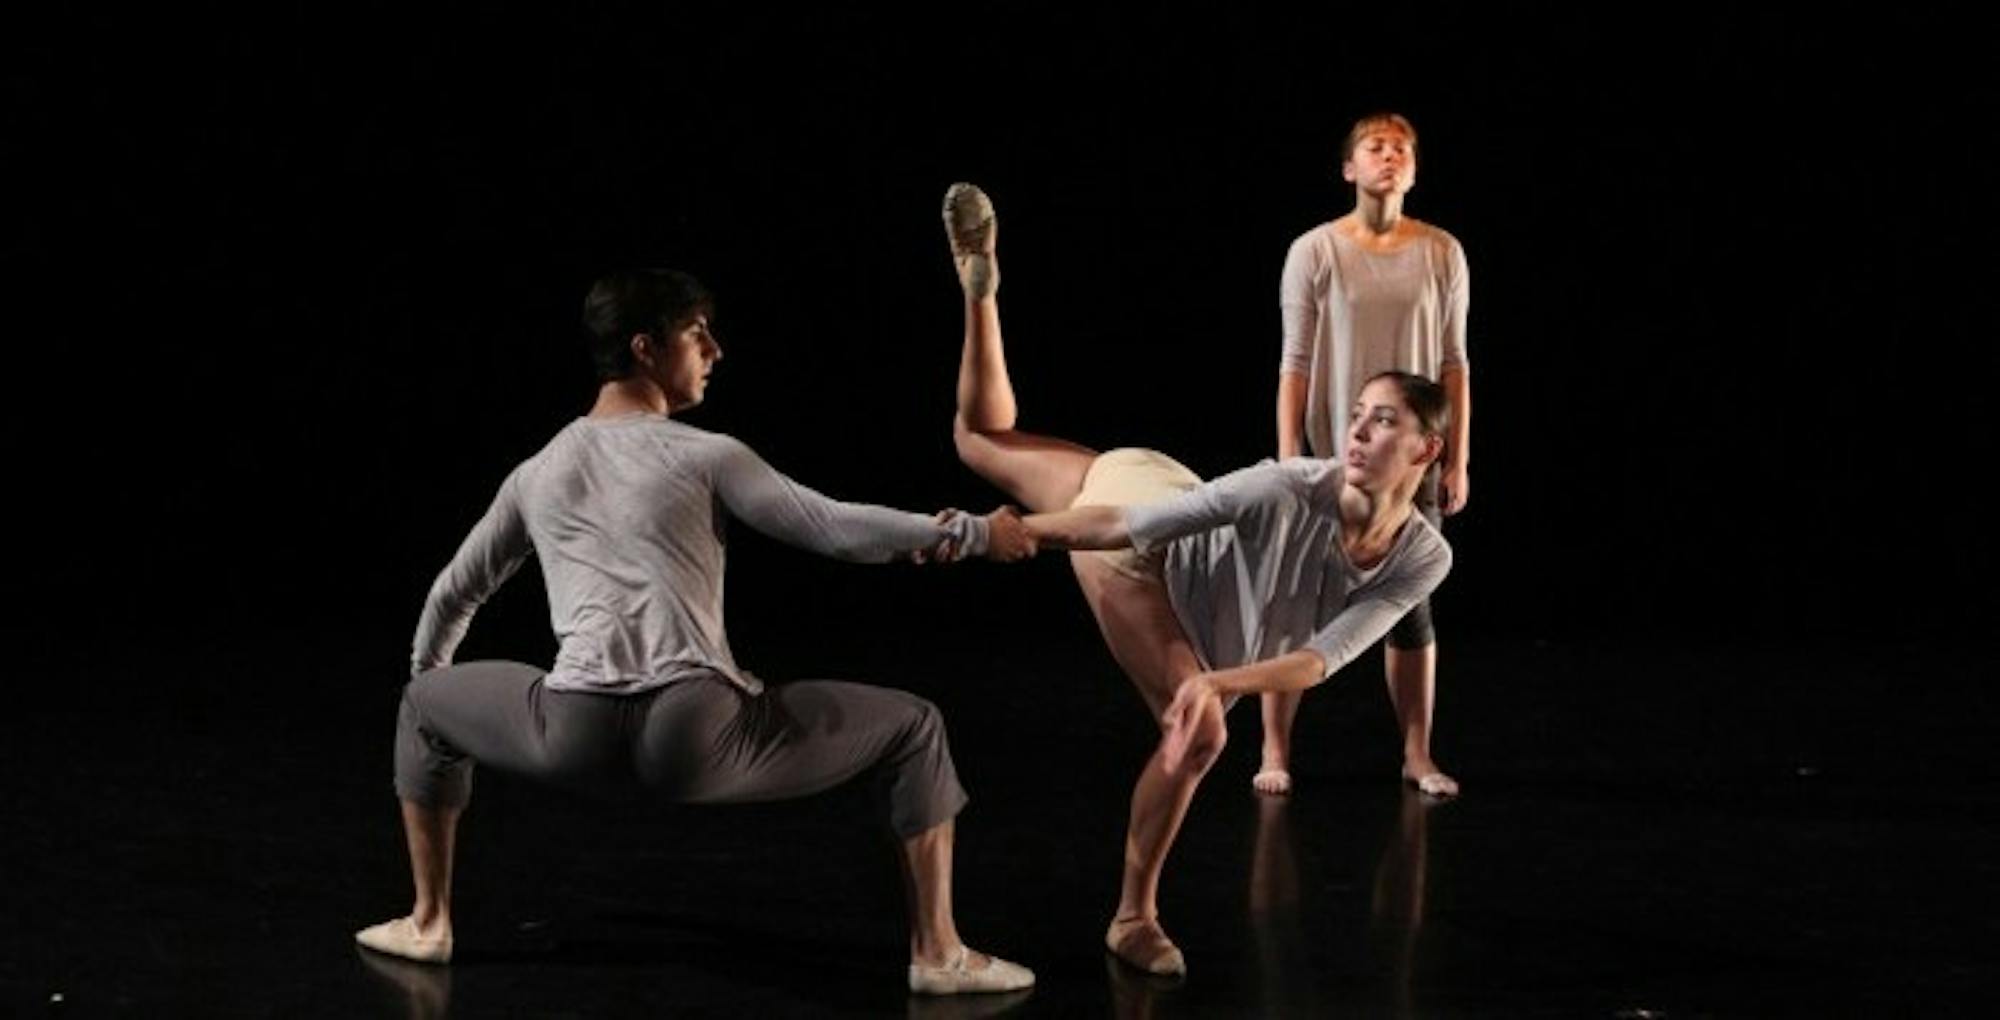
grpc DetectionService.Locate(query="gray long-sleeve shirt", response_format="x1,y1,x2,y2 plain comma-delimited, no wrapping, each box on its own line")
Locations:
410,415,982,695
1126,458,1451,678
1280,220,1469,459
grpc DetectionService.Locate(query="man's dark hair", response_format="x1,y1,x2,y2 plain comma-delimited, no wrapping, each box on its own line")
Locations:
581,269,715,382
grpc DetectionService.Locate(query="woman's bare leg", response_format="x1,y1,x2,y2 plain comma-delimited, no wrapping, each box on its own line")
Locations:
1072,555,1223,977
942,184,1217,975
1388,643,1458,797
1255,691,1303,795
944,183,1099,514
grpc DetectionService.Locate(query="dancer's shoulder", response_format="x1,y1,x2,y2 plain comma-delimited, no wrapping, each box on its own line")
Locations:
1397,512,1453,579
1403,219,1466,258
1270,455,1343,492
1211,457,1328,510
1288,220,1342,254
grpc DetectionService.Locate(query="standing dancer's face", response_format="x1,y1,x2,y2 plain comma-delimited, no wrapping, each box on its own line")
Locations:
1343,126,1417,199
1342,378,1437,493
647,312,723,411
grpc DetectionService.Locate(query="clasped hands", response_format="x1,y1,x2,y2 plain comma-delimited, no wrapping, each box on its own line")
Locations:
912,506,1037,565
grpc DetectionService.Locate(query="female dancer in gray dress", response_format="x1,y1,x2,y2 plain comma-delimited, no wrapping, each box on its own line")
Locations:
940,184,1452,976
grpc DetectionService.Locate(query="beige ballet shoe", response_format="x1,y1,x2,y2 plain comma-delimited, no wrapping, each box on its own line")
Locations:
941,182,999,299
908,944,1036,995
354,916,453,964
1105,915,1186,977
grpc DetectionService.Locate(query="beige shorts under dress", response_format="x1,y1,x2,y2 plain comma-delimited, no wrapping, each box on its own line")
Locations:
1070,447,1203,581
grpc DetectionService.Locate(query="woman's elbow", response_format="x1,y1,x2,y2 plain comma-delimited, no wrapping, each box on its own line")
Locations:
1296,650,1331,689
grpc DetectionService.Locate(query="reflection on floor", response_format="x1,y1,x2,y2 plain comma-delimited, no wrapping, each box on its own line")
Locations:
6,638,1994,1016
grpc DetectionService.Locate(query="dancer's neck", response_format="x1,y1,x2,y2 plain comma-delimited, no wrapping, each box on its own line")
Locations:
589,377,673,419
1348,192,1406,238
1339,483,1415,567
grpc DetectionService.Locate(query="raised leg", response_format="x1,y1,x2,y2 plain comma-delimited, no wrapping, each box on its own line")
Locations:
943,183,1099,514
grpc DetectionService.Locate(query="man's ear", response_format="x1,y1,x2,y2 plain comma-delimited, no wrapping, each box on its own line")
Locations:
629,333,654,368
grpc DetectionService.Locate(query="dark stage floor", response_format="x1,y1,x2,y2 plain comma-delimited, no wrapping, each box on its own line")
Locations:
6,632,1995,1018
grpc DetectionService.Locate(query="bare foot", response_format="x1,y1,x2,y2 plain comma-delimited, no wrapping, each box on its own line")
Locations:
1402,758,1459,798
1105,915,1186,977
1252,769,1292,796
1253,753,1292,795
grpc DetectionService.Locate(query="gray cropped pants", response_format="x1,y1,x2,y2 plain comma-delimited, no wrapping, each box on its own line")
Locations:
394,662,968,838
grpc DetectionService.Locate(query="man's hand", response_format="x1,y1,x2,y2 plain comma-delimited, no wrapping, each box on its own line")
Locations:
913,509,967,564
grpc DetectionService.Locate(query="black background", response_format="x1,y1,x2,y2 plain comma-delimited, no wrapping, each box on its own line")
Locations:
10,7,1994,700
6,9,1999,1015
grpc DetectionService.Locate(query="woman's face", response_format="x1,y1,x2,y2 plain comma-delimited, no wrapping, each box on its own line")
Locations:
1342,378,1435,493
1342,125,1417,198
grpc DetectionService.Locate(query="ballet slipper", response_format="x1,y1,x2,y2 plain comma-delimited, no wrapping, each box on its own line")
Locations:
908,945,1036,995
942,183,998,299
1105,915,1186,977
354,916,453,964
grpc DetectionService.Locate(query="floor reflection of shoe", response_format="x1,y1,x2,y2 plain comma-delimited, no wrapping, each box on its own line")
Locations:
904,985,1034,1020
355,944,453,1020
355,916,453,964
908,945,1036,995
1103,936,1188,1007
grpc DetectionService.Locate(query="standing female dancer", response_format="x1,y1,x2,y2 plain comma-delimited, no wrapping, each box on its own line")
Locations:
940,184,1452,976
1265,111,1473,798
